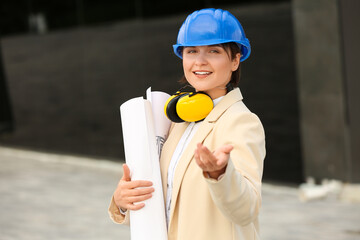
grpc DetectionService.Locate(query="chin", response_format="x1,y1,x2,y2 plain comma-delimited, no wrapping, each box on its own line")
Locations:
188,83,208,91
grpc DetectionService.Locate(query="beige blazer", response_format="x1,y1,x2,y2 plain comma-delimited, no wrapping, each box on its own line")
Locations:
109,88,266,240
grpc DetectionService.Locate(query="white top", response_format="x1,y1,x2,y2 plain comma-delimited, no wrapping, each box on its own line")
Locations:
165,97,223,227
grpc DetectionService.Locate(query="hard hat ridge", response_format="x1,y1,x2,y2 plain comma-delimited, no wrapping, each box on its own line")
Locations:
173,8,251,62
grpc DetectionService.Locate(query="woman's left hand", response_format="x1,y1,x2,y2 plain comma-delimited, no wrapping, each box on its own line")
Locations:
194,143,233,179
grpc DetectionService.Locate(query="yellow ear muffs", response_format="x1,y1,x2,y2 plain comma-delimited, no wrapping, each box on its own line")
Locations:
176,92,213,122
164,91,213,122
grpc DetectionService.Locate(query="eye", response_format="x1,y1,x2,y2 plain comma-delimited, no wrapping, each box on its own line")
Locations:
209,49,220,53
186,49,197,54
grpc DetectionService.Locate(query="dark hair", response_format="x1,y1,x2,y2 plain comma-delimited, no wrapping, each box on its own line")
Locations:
178,42,242,88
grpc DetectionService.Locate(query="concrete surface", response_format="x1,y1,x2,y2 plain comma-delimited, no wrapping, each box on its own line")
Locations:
0,146,359,240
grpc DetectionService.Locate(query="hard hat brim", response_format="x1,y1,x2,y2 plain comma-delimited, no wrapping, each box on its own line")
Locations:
173,39,251,62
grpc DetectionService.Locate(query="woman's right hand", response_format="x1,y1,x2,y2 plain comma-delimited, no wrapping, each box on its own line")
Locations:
113,164,154,211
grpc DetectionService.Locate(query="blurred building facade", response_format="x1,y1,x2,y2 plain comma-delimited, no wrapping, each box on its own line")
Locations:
0,0,358,183
293,0,360,183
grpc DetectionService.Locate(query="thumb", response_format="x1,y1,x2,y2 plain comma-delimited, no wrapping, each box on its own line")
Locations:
221,144,234,154
121,164,131,181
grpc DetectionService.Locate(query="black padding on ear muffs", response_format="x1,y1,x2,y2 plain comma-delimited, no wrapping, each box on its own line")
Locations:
165,93,189,123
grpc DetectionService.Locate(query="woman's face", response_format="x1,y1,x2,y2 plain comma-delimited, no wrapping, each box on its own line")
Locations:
182,45,240,99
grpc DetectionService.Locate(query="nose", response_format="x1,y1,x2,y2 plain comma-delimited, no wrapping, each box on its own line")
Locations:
195,52,208,66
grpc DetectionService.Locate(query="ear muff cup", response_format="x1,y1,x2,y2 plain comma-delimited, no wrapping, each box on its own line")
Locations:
164,91,213,123
164,93,188,123
176,92,213,122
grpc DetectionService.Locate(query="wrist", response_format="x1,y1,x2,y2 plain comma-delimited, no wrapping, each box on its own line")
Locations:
206,166,227,179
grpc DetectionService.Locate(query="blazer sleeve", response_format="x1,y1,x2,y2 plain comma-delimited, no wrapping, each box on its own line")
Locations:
205,111,266,226
108,196,130,225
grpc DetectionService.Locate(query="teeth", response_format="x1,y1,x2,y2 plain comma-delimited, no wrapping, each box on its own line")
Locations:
194,72,211,75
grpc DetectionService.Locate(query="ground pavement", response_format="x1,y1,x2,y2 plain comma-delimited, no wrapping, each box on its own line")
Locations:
0,146,359,240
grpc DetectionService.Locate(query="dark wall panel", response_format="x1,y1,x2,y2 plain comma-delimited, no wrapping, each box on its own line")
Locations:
0,42,14,133
339,0,360,182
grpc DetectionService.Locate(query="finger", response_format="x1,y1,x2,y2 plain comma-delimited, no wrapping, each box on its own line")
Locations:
124,186,155,197
126,202,146,211
220,144,234,154
197,144,217,168
197,145,216,169
194,148,205,168
198,143,214,158
125,180,153,189
128,193,153,203
122,164,131,181
194,147,207,170
213,145,233,166
194,147,200,161
215,157,229,168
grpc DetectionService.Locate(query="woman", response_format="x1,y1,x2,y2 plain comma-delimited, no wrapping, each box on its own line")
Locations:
109,8,266,240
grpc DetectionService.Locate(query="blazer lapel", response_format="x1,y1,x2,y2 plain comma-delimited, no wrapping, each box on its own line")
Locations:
206,87,243,123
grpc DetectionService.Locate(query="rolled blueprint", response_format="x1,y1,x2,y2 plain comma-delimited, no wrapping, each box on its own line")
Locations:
120,89,170,240
146,87,172,156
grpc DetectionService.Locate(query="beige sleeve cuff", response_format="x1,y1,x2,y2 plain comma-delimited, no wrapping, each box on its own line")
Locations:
108,196,130,225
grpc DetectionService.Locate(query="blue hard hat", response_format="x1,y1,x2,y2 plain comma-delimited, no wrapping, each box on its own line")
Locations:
173,8,251,62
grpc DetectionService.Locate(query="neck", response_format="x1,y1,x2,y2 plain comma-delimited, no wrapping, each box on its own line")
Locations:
203,88,227,99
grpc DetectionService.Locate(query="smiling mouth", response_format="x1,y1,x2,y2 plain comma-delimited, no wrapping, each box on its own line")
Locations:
193,71,212,75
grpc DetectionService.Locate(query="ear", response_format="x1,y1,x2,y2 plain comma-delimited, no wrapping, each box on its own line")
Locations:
231,53,241,71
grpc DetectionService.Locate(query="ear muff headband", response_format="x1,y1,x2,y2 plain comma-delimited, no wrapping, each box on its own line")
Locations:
164,91,213,122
